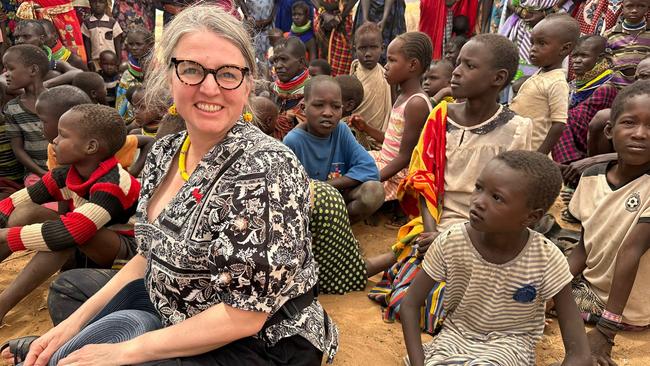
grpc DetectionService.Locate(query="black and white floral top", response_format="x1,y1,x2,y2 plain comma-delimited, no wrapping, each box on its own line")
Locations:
135,121,338,361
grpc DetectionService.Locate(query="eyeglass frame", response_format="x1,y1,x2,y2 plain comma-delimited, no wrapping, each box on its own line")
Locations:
170,57,250,90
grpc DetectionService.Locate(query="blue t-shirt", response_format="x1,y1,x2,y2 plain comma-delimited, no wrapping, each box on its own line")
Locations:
283,122,379,183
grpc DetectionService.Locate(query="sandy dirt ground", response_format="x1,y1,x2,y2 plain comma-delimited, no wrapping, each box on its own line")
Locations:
1,203,649,365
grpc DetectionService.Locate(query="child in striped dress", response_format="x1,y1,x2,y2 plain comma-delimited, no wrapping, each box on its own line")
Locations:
401,151,592,366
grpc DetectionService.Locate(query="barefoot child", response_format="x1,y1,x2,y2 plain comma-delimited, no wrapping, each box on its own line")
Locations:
368,34,533,333
2,44,50,182
422,60,454,107
0,104,140,325
510,14,580,154
401,151,592,366
349,22,392,151
284,75,384,223
567,80,650,364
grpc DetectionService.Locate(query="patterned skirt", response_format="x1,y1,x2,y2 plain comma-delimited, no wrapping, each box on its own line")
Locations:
310,181,367,294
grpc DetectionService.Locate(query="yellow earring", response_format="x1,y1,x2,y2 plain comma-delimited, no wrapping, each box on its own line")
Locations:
243,111,253,122
168,103,178,116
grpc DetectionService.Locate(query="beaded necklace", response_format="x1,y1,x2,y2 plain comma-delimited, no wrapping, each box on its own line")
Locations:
622,19,647,32
178,134,191,181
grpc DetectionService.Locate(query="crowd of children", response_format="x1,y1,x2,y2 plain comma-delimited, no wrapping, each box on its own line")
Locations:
0,0,648,365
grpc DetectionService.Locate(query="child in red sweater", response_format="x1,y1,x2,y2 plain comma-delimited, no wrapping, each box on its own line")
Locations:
0,104,140,325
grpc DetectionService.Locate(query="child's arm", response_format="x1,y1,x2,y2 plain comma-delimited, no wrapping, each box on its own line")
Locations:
329,125,380,190
567,231,587,277
553,284,593,366
113,35,123,63
305,39,317,63
378,96,429,182
349,115,386,143
82,35,92,66
128,135,155,177
9,136,47,176
537,121,565,155
401,270,437,366
44,61,83,88
377,0,396,30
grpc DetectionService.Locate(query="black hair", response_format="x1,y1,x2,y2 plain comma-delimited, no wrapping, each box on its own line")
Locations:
575,34,607,55
127,25,154,44
542,13,580,44
125,84,144,103
39,19,58,38
452,15,469,35
430,59,454,77
309,58,332,75
157,113,187,140
303,75,341,102
395,32,433,74
291,1,310,13
72,72,105,99
355,22,382,43
15,20,46,37
470,34,519,88
37,85,92,118
274,36,307,59
68,104,127,157
495,150,562,212
335,74,364,109
448,35,468,51
251,96,278,136
610,80,650,124
99,49,118,62
6,44,50,78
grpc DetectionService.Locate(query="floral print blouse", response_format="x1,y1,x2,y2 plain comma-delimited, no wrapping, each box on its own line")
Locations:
136,121,338,361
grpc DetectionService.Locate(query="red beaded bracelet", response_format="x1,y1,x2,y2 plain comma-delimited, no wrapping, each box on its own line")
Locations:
602,310,623,324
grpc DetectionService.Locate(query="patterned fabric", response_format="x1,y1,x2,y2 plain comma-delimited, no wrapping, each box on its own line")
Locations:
420,0,478,59
115,65,143,125
273,69,309,139
352,0,406,63
349,60,392,150
368,216,446,335
112,0,155,32
0,157,139,253
576,0,623,35
606,24,650,88
0,115,24,182
136,122,338,362
371,93,432,201
248,0,274,61
309,181,366,294
325,7,354,77
3,97,48,173
417,224,573,366
397,101,448,223
552,83,617,164
81,14,123,60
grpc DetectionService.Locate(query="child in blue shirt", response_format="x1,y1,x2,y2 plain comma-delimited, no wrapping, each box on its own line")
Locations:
284,75,384,223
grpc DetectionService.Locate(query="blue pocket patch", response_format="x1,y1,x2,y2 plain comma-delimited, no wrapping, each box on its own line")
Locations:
513,284,537,303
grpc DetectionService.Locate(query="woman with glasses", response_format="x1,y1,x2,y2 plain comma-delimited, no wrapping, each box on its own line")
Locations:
2,4,338,366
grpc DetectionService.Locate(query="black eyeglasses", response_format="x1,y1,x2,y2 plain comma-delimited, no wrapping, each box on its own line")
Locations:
170,58,250,90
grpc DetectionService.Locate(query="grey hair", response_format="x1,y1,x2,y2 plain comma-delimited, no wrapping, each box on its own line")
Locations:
144,3,257,113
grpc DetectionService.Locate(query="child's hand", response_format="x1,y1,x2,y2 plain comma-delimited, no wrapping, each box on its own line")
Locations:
433,87,453,104
413,232,439,255
348,114,367,132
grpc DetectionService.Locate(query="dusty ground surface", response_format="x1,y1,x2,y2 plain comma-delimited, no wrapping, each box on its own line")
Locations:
1,203,649,365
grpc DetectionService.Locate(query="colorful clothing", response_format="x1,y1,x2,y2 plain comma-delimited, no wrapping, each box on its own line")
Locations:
272,69,309,140
47,135,139,170
420,0,478,59
350,60,391,150
81,14,123,61
315,0,354,76
0,157,139,253
576,0,623,36
115,55,143,125
248,0,274,61
112,0,155,32
370,93,432,201
353,0,406,63
3,97,48,174
136,123,338,361
606,23,650,89
309,181,367,294
275,0,313,32
16,0,87,61
415,224,573,366
98,70,119,108
0,115,24,182
552,68,617,165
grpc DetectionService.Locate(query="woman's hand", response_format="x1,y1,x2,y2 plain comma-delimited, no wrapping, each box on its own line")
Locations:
56,344,125,366
22,321,82,366
587,328,617,366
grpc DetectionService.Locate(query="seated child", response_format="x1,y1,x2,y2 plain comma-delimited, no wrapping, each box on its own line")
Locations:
309,58,332,76
368,34,533,333
0,82,23,189
284,75,384,224
510,14,580,154
552,35,617,182
251,95,279,136
606,0,650,89
115,26,154,126
126,85,161,137
421,60,454,106
0,104,140,325
567,80,650,364
2,44,50,183
401,151,591,366
72,71,108,105
270,36,309,139
288,1,317,62
98,50,120,107
349,22,392,151
35,85,152,177
81,0,123,68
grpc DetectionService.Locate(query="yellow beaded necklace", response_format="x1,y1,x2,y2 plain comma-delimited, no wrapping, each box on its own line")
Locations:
178,134,191,181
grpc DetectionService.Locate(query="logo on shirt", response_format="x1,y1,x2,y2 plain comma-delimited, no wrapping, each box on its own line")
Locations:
625,192,641,212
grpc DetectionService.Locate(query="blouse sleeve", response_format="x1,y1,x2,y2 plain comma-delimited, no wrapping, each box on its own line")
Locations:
208,149,313,314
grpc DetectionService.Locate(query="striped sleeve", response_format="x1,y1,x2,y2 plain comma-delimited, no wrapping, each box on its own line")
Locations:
539,239,573,300
421,230,449,283
7,167,140,253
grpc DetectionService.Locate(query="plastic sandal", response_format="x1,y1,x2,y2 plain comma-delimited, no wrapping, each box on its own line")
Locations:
0,335,38,365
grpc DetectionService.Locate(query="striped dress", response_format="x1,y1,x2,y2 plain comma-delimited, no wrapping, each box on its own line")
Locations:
606,24,650,88
414,223,573,366
370,93,431,201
